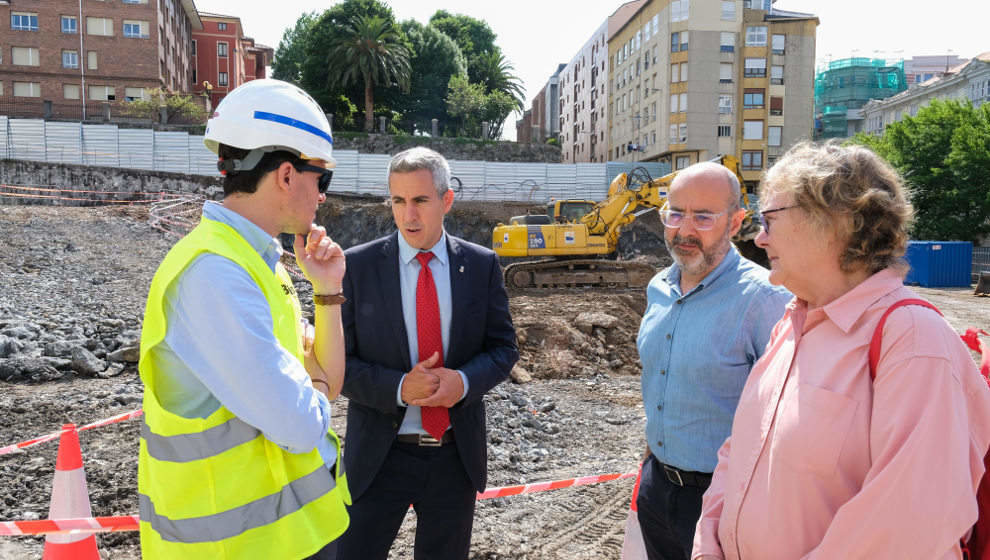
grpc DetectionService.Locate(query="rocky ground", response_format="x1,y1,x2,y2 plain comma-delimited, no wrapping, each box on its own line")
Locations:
0,203,987,560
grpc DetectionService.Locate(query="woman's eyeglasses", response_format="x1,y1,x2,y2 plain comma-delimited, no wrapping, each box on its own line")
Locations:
757,205,798,233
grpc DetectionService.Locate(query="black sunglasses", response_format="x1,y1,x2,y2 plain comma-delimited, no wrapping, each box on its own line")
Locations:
293,163,333,194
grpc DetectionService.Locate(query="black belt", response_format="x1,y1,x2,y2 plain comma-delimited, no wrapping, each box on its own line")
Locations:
396,432,454,447
658,460,712,488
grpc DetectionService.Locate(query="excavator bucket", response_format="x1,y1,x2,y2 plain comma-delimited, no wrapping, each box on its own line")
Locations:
976,271,990,296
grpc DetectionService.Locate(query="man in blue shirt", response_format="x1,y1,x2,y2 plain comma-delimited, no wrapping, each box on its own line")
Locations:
635,162,791,560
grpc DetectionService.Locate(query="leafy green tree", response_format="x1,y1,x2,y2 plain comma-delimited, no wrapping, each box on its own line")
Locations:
120,88,207,124
474,50,525,111
446,75,516,140
428,10,497,84
849,99,990,241
295,0,397,125
381,20,467,134
326,14,411,132
271,12,318,84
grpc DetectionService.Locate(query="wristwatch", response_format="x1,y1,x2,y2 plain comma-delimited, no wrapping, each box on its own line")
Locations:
313,293,347,306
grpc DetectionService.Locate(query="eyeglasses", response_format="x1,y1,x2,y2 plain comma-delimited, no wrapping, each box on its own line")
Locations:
658,203,725,231
757,204,799,233
294,163,333,194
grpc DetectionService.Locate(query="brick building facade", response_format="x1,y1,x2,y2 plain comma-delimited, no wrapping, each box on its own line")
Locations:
191,12,272,109
0,0,201,119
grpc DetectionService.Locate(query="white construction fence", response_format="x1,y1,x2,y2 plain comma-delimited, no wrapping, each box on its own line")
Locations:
0,116,670,204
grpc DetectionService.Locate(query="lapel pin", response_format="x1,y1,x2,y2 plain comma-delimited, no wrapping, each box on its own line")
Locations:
459,265,464,273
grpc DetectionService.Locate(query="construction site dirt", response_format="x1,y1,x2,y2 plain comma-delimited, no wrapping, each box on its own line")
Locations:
1,204,987,559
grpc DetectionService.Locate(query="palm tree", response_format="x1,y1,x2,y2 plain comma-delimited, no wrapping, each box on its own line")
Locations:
327,15,411,132
474,50,525,111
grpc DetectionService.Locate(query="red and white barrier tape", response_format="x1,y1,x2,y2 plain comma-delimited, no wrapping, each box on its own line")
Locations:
0,471,638,536
0,409,143,457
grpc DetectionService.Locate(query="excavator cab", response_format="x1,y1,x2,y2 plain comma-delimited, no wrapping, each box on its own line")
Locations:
550,200,596,223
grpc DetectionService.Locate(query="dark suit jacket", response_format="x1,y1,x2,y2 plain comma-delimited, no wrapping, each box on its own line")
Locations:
340,232,518,501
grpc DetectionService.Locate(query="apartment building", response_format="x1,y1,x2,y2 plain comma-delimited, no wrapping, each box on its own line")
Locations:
607,0,817,184
557,0,645,163
191,12,272,109
904,54,966,87
862,53,990,135
0,0,202,119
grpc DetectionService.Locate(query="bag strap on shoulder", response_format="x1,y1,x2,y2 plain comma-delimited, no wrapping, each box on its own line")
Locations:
868,298,943,381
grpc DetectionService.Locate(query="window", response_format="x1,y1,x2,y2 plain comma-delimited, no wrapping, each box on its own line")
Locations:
671,31,688,52
88,51,98,70
721,0,736,20
87,17,114,36
191,40,197,55
652,14,659,36
219,72,228,86
123,0,149,4
720,63,733,83
679,93,687,112
744,58,767,77
89,85,115,101
12,47,40,66
717,125,732,137
679,123,688,143
125,87,146,101
718,95,733,114
676,155,691,170
745,26,767,46
742,150,763,170
743,120,763,140
771,65,784,85
218,42,228,57
14,82,41,97
680,31,689,51
745,0,770,9
62,50,79,69
679,62,688,82
720,32,735,53
743,89,765,109
770,96,783,116
62,16,77,34
670,94,678,113
192,69,197,83
771,34,786,54
768,126,782,147
123,21,149,38
671,64,679,83
217,22,227,31
671,0,690,22
669,124,678,143
64,84,81,100
11,12,39,31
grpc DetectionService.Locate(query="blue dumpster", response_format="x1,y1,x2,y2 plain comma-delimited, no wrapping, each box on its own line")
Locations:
904,241,972,287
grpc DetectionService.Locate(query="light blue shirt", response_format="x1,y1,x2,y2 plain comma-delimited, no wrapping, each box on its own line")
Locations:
394,231,469,435
637,246,791,473
150,201,337,469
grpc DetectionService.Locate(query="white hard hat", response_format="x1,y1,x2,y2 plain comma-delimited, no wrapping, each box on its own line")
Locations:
204,79,335,168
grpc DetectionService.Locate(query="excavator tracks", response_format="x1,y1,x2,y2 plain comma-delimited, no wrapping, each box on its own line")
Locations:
502,259,657,289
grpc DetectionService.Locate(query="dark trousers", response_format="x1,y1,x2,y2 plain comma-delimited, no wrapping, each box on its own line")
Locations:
337,440,476,560
306,540,337,560
636,454,711,560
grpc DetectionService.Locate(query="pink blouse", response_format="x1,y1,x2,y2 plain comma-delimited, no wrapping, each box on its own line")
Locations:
693,268,990,560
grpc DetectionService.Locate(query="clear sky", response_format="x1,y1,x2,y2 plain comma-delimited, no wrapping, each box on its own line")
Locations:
194,0,990,140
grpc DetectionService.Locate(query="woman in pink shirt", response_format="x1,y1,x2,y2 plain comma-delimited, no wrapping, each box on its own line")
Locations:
692,142,990,560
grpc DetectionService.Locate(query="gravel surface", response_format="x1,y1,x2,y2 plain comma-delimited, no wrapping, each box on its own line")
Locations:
0,204,986,559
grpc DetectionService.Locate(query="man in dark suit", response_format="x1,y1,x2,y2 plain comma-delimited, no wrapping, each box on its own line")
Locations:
337,147,518,560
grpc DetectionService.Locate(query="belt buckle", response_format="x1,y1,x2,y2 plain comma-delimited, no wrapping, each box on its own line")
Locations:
419,434,442,447
663,464,684,486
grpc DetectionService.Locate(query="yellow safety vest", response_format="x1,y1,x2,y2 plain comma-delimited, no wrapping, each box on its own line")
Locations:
138,217,349,559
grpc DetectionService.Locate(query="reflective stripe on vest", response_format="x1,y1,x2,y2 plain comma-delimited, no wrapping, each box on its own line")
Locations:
140,418,260,463
139,464,335,543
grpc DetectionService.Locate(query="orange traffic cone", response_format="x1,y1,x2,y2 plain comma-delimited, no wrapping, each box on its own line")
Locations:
42,423,100,560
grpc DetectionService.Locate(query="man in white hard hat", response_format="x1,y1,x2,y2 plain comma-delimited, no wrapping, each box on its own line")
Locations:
137,79,350,559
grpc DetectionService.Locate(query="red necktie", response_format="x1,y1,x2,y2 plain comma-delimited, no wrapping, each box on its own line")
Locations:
415,252,450,440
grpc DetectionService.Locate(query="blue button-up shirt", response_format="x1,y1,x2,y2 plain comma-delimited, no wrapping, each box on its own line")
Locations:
151,201,337,469
637,246,791,472
394,231,469,434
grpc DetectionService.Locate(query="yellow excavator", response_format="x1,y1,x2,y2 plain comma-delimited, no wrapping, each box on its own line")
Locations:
491,155,764,289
